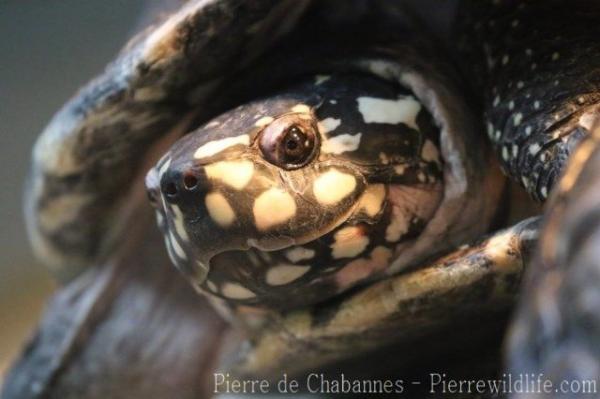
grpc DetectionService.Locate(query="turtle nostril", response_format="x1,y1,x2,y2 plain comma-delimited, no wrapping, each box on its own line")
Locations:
164,182,178,197
183,173,198,190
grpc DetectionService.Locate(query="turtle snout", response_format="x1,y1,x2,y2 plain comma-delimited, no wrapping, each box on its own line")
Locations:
158,165,207,205
145,162,205,206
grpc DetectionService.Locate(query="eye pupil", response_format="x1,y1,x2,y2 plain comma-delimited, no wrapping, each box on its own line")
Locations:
283,126,308,160
286,138,299,150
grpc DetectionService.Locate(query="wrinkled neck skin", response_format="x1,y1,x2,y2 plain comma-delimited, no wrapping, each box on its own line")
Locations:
146,72,444,322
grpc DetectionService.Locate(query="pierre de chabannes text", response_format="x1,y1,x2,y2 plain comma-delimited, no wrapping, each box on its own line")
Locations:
214,372,597,395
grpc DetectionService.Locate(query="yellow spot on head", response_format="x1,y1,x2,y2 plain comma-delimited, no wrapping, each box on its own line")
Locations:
169,232,187,260
291,104,311,114
357,184,386,217
356,96,421,129
205,160,254,190
205,192,236,227
266,264,311,285
170,205,189,242
193,135,249,159
331,226,369,259
221,283,256,299
313,169,357,205
255,116,274,127
253,188,297,231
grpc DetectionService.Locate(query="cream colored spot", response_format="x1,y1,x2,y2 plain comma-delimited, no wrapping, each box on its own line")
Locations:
205,192,235,227
313,169,357,205
205,160,254,190
205,120,220,128
164,237,178,266
356,96,421,129
194,134,250,159
386,212,410,242
529,143,541,156
169,232,187,260
171,205,189,242
421,140,440,163
291,104,311,114
322,133,362,154
155,211,164,227
158,157,171,178
513,113,523,126
266,264,311,286
534,101,541,110
314,75,331,85
253,188,296,230
285,247,316,263
394,165,407,175
318,117,341,134
255,116,274,127
222,283,256,299
357,184,386,217
331,226,369,259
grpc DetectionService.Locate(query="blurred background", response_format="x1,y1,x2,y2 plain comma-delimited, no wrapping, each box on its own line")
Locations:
0,0,153,375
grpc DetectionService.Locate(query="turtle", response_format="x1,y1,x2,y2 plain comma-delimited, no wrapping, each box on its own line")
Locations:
2,1,599,398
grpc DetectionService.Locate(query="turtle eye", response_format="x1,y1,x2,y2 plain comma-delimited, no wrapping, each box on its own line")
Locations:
259,115,318,169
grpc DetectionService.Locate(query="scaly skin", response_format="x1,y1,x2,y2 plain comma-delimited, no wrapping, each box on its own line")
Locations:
458,0,600,201
146,73,444,314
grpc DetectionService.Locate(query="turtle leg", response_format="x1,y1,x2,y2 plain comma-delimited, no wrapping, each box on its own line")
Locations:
0,204,230,399
506,127,600,396
225,216,540,382
457,0,600,391
457,0,600,201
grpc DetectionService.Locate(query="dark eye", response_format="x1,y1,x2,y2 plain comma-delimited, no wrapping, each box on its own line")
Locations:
259,116,318,169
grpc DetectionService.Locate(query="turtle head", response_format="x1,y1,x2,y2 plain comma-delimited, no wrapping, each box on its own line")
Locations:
146,74,444,310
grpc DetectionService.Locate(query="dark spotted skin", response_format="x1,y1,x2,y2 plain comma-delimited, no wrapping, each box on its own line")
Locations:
458,0,600,201
147,73,444,311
